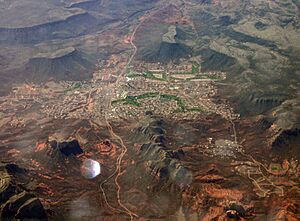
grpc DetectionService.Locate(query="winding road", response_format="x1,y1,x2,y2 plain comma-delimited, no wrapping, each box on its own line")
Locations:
96,8,156,220
94,0,284,218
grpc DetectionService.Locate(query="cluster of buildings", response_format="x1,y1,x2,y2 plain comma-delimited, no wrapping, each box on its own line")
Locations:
0,57,236,125
106,61,232,121
43,95,86,119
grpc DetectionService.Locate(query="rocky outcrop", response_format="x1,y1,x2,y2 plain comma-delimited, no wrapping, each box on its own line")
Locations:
66,0,99,8
141,24,192,63
234,92,290,116
0,165,47,220
199,48,237,72
271,128,300,157
135,5,193,64
4,163,27,174
196,0,212,4
0,171,16,205
268,97,300,157
34,138,83,170
1,191,35,218
256,116,275,130
48,139,83,157
272,128,300,145
247,93,287,114
156,41,191,63
155,25,191,63
15,197,47,220
225,203,246,219
137,118,192,187
24,47,95,81
0,12,97,44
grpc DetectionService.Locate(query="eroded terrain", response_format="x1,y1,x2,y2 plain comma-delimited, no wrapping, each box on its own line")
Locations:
0,0,300,220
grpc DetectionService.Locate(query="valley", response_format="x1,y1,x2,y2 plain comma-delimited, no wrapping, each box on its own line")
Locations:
0,0,299,220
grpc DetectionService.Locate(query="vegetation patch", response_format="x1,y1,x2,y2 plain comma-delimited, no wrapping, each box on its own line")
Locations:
112,96,141,107
192,63,200,74
170,74,221,81
143,71,167,81
64,82,82,92
126,69,167,81
160,94,185,111
112,92,206,114
136,92,159,99
127,71,141,78
186,107,205,113
171,63,200,75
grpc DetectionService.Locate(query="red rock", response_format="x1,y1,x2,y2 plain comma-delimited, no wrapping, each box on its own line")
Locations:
194,174,225,183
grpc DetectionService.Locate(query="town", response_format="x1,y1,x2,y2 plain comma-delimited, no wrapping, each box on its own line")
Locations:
0,58,239,129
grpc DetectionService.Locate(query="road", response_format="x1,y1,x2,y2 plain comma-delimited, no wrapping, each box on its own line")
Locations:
94,0,283,218
96,7,157,220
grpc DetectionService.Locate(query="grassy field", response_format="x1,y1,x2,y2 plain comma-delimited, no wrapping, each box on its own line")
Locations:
171,63,200,75
127,69,167,81
160,94,185,111
64,82,82,93
127,63,222,82
112,92,206,113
